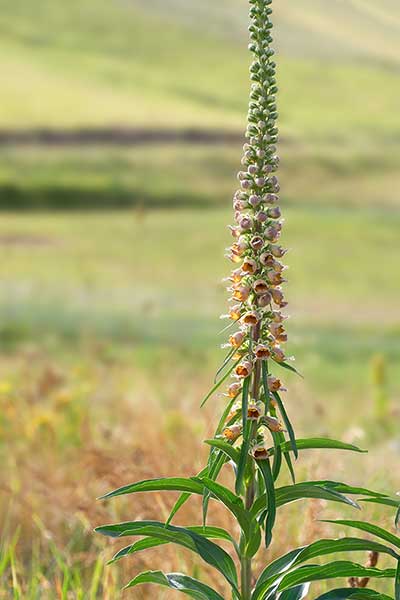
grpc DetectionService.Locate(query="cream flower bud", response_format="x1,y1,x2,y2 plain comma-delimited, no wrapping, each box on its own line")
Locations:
255,344,271,359
270,244,286,258
265,193,278,204
229,225,241,238
249,194,261,207
233,286,251,302
227,382,242,398
234,199,247,211
223,425,242,442
256,211,268,223
258,292,273,307
242,311,260,326
267,206,281,219
248,164,258,175
242,257,258,274
229,331,245,348
229,305,242,321
253,279,269,295
241,179,252,190
255,177,266,187
235,360,253,378
265,225,280,241
272,347,285,362
270,288,287,307
265,416,284,432
250,235,264,250
239,216,252,230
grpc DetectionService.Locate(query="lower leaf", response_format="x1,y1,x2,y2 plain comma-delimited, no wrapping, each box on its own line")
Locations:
125,570,225,599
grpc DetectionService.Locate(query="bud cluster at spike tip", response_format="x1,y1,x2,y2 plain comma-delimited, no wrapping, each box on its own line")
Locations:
221,0,289,450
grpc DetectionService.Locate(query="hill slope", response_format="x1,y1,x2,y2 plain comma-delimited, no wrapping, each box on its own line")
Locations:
0,0,398,143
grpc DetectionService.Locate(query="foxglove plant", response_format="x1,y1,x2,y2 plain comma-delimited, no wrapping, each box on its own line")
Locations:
96,1,400,598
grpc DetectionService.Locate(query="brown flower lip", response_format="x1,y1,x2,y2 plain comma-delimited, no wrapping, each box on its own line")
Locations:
251,445,270,460
253,279,270,295
255,344,271,359
247,401,264,420
229,305,242,321
235,360,253,378
242,311,260,326
265,416,284,432
267,376,285,392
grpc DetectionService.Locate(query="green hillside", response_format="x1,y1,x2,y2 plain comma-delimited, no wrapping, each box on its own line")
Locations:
0,0,399,143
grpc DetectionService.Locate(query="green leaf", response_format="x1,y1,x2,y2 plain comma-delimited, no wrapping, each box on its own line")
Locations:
214,346,238,383
279,584,310,600
257,458,276,549
235,377,251,495
99,476,204,501
252,537,398,599
271,432,283,481
314,589,393,600
202,449,227,526
166,467,209,526
397,505,400,530
278,561,395,592
262,360,271,413
322,519,400,549
396,560,400,600
271,359,302,377
108,525,238,564
204,439,240,465
195,477,251,537
125,570,225,600
268,438,366,455
96,521,238,592
200,357,242,408
273,392,298,459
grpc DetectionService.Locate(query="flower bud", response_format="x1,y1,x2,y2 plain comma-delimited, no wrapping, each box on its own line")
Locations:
255,177,266,187
265,416,284,432
270,244,286,258
258,292,272,307
229,331,245,348
270,288,287,307
265,193,278,204
239,216,252,230
249,194,261,208
248,164,258,175
223,425,242,442
233,286,250,302
256,211,268,222
241,179,252,190
250,235,264,250
242,257,258,274
272,347,285,362
267,206,281,219
234,199,247,211
227,382,242,398
229,305,242,321
267,376,283,392
260,252,274,267
235,360,253,378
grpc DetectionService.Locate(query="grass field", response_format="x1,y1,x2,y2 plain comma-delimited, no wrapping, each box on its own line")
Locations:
0,0,399,597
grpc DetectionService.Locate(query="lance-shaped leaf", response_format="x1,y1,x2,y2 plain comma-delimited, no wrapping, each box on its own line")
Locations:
167,467,209,526
273,392,298,458
267,438,366,456
204,439,241,465
271,432,283,481
396,560,400,600
194,476,251,537
279,584,310,600
257,458,276,548
109,525,238,564
314,589,393,600
202,449,228,526
200,357,242,408
252,537,398,599
125,570,225,599
322,519,400,549
235,376,251,495
277,561,395,592
99,477,204,501
251,482,360,519
96,521,238,592
262,360,271,413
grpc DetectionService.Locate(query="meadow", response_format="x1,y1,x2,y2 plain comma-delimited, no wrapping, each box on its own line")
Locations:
0,0,399,598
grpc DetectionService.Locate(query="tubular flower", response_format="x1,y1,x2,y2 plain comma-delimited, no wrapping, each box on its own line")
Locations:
250,445,270,460
223,425,242,442
223,0,292,459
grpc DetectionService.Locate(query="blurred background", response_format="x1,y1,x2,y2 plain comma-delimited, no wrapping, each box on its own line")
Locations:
0,0,399,597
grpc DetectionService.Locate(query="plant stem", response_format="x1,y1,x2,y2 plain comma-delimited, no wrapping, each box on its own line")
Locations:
241,324,262,599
